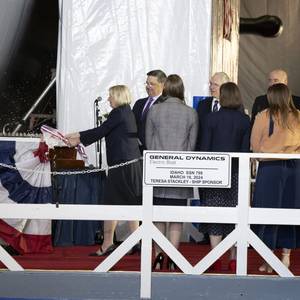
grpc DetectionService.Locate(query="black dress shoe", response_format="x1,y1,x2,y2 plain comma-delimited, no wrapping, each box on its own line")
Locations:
167,257,178,271
89,244,116,256
94,230,104,245
128,243,141,255
197,239,210,245
197,233,210,245
152,252,164,271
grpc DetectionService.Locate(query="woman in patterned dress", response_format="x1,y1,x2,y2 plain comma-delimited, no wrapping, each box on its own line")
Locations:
200,82,250,271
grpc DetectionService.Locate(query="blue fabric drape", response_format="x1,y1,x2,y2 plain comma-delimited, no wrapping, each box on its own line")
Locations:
52,170,106,246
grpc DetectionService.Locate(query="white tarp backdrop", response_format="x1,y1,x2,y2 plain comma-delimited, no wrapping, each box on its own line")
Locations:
57,0,212,165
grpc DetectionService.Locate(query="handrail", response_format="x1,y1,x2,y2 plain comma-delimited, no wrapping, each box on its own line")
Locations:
12,77,56,134
1,150,300,299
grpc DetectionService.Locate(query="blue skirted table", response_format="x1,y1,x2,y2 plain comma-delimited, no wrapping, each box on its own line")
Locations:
52,170,106,246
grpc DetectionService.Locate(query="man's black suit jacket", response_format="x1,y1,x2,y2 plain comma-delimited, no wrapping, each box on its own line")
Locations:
250,94,300,128
196,97,213,150
132,96,163,151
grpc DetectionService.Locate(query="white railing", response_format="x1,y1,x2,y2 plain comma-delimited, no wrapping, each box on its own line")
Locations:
1,151,300,299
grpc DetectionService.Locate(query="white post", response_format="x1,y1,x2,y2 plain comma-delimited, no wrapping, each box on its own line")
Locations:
236,154,251,275
140,184,153,299
0,246,23,271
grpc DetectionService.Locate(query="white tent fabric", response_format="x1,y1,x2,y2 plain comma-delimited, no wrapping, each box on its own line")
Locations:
57,0,212,165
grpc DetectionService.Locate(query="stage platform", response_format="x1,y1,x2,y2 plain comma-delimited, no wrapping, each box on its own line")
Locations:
1,271,300,300
1,243,300,299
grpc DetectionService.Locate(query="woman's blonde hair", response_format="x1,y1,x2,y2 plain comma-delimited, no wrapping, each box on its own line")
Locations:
109,85,132,106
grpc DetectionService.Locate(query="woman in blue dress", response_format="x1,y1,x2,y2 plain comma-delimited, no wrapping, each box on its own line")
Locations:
200,82,250,271
251,83,300,273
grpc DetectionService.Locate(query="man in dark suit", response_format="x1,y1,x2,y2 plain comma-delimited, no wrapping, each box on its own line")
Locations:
196,72,230,150
132,69,167,152
195,72,230,245
251,69,300,128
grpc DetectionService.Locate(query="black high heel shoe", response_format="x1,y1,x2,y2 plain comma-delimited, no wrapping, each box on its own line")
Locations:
128,243,141,255
167,257,178,271
152,252,165,270
89,244,116,256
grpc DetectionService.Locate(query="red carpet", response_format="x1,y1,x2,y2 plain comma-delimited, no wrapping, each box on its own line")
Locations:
1,243,299,275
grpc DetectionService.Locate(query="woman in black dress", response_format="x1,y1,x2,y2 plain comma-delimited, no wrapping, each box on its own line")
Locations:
66,85,142,256
200,82,250,271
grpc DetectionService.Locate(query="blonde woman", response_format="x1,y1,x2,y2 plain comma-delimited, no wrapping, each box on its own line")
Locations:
67,85,142,256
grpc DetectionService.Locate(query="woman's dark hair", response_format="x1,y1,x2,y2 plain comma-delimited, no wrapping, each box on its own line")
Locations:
267,83,299,129
219,82,242,109
162,74,185,101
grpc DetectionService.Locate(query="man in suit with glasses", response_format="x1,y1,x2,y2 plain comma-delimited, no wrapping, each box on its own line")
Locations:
196,72,230,150
133,69,167,152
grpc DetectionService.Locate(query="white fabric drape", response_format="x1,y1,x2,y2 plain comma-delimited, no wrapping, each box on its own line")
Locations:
57,0,212,165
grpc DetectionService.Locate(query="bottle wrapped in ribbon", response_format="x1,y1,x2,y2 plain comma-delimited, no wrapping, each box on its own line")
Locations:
40,125,89,166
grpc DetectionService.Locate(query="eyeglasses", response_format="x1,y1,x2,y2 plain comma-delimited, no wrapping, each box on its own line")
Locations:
144,81,158,87
209,82,220,88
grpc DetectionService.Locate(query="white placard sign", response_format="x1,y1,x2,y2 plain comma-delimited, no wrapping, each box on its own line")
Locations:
143,151,231,188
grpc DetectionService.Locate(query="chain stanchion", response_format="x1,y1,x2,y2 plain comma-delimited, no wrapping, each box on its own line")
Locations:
0,157,143,176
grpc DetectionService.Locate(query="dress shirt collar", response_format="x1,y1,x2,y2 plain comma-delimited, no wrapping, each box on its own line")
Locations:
211,97,220,112
150,94,161,103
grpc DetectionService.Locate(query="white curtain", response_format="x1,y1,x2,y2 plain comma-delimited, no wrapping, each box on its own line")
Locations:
57,0,212,165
